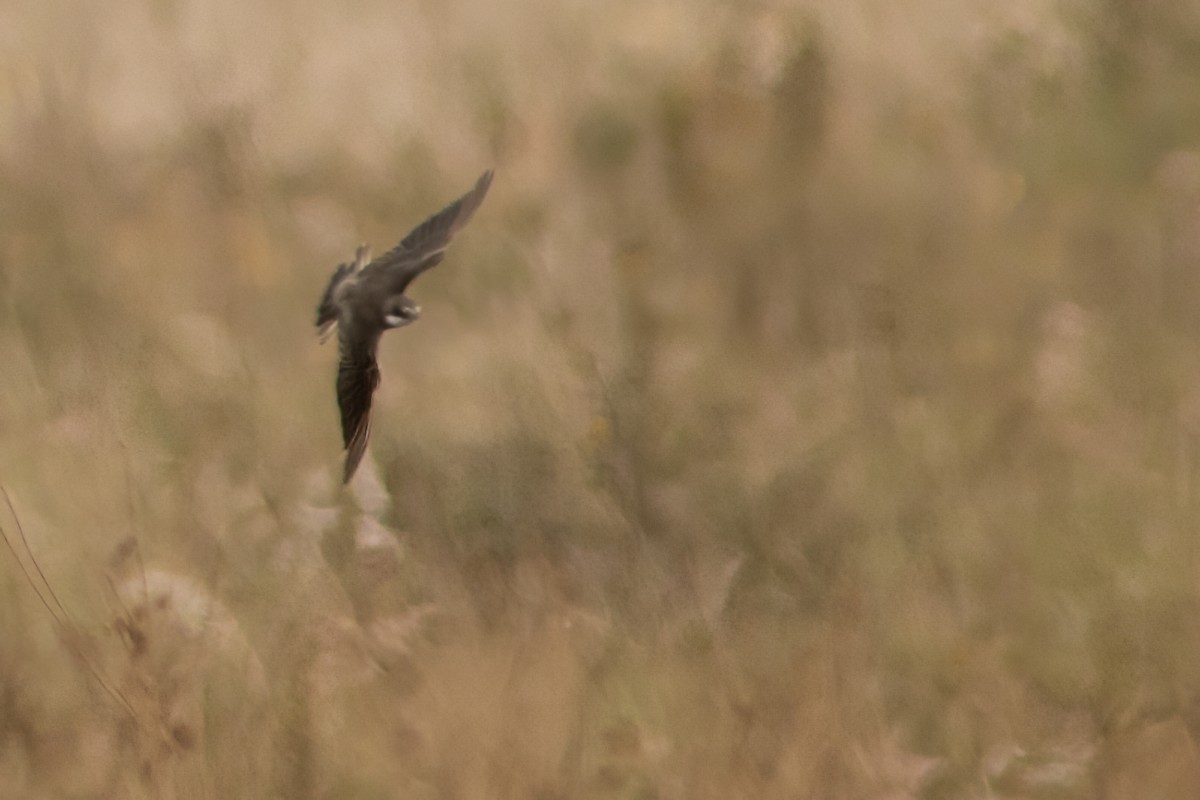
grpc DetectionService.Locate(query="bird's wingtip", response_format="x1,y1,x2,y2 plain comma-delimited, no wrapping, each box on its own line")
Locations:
353,244,372,269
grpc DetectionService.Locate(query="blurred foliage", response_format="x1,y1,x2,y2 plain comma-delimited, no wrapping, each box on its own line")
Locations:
4,0,1200,797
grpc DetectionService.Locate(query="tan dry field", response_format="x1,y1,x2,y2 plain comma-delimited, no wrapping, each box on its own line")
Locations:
4,0,1200,797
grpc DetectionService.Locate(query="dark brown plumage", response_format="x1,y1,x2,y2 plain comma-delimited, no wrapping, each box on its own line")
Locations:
315,170,493,482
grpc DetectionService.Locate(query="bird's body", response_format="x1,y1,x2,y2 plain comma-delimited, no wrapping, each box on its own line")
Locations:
316,170,493,482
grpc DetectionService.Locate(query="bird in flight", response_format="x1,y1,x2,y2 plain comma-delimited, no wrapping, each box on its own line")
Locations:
315,170,493,483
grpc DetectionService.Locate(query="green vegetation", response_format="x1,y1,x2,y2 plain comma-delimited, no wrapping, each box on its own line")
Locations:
4,0,1200,796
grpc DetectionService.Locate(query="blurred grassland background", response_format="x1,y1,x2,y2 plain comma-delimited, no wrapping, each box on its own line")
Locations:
4,0,1200,797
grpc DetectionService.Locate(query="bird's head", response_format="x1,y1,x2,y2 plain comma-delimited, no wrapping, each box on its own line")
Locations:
383,296,421,328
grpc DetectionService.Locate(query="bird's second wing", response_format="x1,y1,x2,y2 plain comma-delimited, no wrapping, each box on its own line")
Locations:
315,262,354,341
364,169,494,294
316,245,372,343
336,348,381,483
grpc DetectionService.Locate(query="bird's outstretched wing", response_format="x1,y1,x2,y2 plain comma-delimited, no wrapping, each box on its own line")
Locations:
363,170,494,294
336,341,381,483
